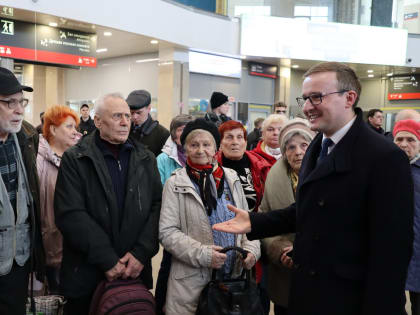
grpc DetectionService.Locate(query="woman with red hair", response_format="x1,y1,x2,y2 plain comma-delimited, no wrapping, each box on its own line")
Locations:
216,120,271,314
36,104,80,293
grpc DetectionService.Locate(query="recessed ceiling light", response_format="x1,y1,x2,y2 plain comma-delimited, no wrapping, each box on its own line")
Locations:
387,73,393,76
103,31,112,36
150,40,159,44
135,58,159,63
368,74,374,78
49,22,58,27
367,70,373,73
96,48,108,53
292,65,299,69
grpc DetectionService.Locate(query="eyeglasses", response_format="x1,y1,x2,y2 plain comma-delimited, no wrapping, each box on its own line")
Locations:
296,90,349,107
111,113,131,121
275,110,287,114
0,98,29,110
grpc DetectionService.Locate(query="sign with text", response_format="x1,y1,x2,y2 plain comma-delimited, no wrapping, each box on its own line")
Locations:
388,75,420,100
248,62,277,79
0,18,97,67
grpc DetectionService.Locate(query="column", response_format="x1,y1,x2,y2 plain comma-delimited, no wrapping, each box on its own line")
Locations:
0,57,13,71
157,47,189,129
274,61,291,114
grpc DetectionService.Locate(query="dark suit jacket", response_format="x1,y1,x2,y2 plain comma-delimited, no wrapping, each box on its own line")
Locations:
249,108,413,315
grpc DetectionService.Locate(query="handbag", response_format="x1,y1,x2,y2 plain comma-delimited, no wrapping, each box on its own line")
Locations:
195,246,264,315
26,295,66,315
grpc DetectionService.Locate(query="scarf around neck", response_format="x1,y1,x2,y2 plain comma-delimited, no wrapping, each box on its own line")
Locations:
186,158,224,216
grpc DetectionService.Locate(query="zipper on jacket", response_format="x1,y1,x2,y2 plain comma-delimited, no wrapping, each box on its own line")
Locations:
117,160,122,171
137,186,143,213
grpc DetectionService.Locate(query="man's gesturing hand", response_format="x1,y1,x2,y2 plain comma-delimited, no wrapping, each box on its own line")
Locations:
105,261,126,281
120,252,144,279
212,205,251,234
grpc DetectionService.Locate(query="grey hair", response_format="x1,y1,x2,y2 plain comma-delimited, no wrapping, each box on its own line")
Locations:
281,130,313,157
183,129,216,152
94,92,125,117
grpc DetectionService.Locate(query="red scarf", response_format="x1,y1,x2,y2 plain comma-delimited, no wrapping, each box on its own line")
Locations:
186,158,224,215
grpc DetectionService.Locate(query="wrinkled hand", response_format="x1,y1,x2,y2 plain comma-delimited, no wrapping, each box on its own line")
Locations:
242,252,256,270
211,245,227,269
119,252,144,279
212,205,251,234
280,246,294,269
105,261,126,281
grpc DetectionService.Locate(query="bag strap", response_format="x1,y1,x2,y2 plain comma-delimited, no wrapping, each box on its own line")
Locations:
211,246,250,282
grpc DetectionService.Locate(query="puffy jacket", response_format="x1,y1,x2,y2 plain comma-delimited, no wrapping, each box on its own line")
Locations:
156,137,183,185
252,140,277,166
36,135,62,267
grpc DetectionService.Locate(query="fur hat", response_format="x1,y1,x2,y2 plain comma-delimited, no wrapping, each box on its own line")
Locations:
393,119,420,140
180,118,220,148
210,92,228,109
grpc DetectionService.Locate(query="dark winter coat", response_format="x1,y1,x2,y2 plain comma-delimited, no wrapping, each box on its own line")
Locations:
78,116,96,136
54,130,162,299
19,121,45,277
247,108,414,315
129,115,169,157
247,128,262,150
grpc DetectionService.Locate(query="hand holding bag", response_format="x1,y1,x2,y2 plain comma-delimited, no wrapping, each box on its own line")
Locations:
195,246,264,315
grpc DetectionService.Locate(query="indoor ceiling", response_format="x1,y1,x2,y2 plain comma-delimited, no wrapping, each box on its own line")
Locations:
2,5,420,77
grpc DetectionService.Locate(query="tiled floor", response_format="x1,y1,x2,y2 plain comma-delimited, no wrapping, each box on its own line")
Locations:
152,246,413,315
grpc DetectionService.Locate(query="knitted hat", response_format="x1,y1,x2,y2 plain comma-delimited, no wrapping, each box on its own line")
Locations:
126,90,151,110
180,118,221,148
279,118,315,155
393,119,420,140
210,92,228,109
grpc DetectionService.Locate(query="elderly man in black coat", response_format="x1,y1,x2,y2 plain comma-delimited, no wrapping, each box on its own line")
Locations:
54,92,162,314
214,62,413,315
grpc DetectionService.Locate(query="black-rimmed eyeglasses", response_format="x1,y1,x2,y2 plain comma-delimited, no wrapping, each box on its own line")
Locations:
0,98,29,110
296,90,349,107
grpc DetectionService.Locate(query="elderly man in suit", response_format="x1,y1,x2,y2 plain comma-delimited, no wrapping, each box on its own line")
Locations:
214,62,413,315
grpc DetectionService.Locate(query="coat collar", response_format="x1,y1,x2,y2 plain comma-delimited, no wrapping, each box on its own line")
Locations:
299,108,363,188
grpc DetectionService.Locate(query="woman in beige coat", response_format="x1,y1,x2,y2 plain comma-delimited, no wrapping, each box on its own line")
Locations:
36,105,80,293
159,119,260,315
260,118,314,315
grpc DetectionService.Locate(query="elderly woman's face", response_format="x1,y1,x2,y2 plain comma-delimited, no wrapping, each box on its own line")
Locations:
262,122,283,148
51,116,79,150
185,131,216,165
394,131,420,160
220,128,246,161
174,125,186,146
285,135,309,173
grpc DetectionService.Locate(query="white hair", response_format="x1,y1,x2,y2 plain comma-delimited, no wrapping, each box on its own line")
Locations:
94,92,125,117
261,114,289,131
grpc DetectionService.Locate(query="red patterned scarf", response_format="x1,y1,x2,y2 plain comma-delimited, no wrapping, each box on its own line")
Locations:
186,158,224,215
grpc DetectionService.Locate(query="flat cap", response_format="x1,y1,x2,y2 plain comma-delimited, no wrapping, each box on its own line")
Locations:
126,90,151,110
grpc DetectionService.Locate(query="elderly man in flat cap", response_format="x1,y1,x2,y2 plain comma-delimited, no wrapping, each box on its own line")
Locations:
126,90,169,157
0,67,44,315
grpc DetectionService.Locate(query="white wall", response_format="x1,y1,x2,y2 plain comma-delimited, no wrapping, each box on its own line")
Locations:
65,53,159,101
5,0,240,56
189,67,275,104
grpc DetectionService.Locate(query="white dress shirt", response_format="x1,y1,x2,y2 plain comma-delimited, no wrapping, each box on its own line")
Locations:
322,115,357,155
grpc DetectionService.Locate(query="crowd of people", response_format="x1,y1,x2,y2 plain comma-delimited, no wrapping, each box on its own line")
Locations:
0,61,419,315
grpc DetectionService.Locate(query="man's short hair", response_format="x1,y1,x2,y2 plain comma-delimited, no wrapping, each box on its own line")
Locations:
274,102,287,109
80,104,89,111
254,117,265,128
303,62,362,108
94,93,125,117
367,109,382,118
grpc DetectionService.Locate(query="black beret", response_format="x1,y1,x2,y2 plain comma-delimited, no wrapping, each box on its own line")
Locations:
180,118,220,148
210,92,228,109
126,90,151,110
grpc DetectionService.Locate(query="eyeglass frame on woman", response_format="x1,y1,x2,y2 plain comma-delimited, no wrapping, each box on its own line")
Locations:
296,90,349,108
0,98,29,110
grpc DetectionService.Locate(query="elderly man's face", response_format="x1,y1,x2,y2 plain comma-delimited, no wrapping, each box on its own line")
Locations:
0,91,25,139
394,131,420,161
130,105,151,126
95,97,131,144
